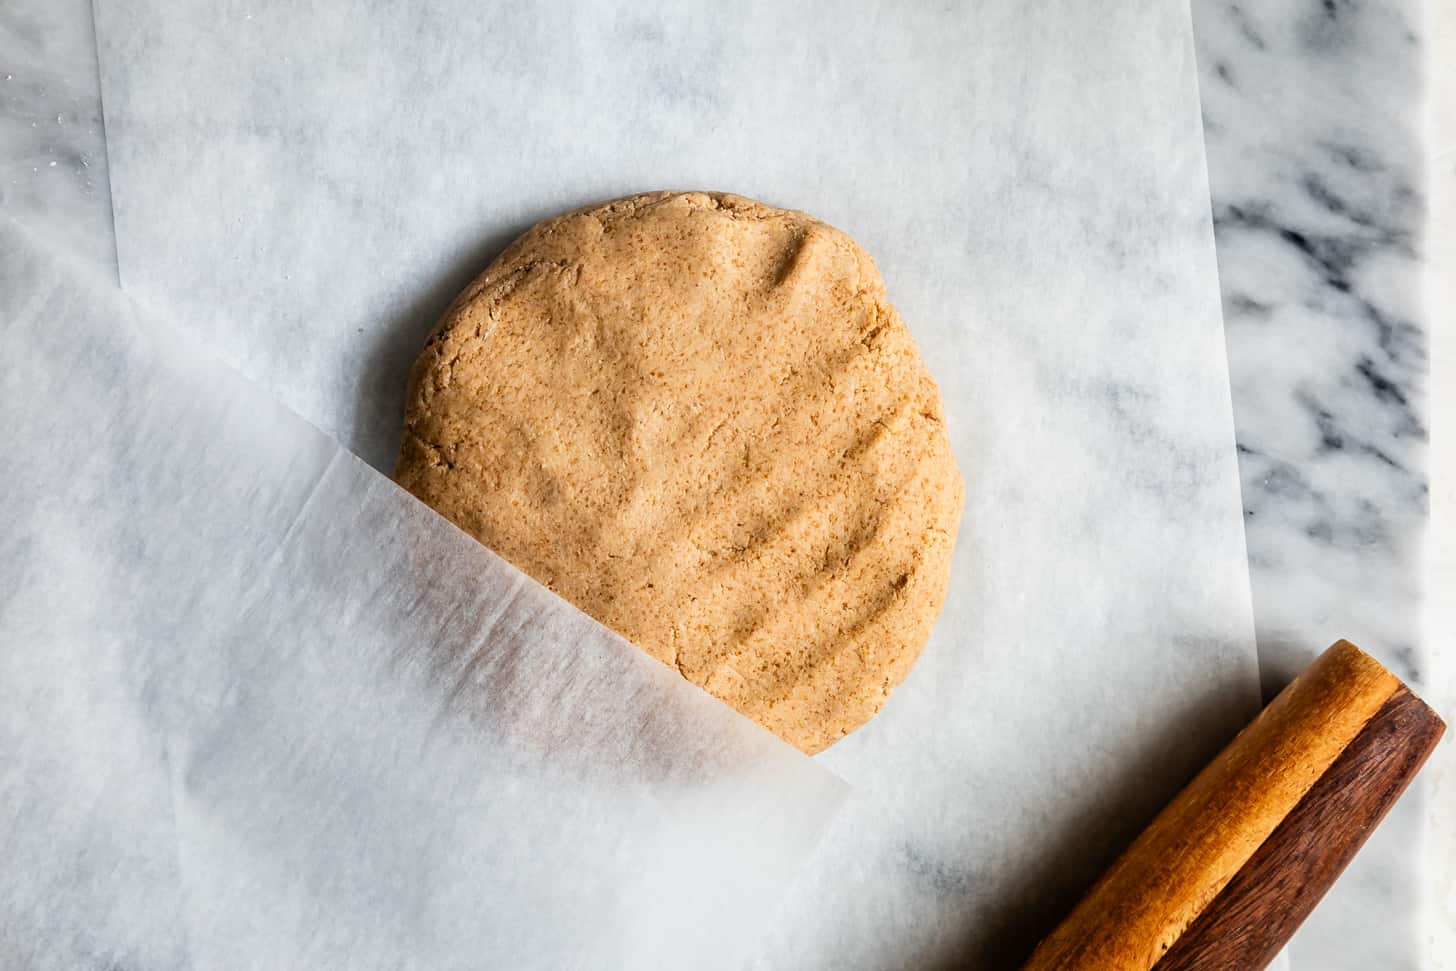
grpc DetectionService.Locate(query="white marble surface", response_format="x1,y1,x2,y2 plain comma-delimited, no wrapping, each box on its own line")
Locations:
1,0,1443,967
1192,1,1436,968
1424,4,1455,967
1193,0,1426,700
0,0,112,273
88,2,1262,968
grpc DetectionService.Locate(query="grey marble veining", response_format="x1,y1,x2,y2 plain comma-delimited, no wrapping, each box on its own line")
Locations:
1193,1,1430,969
0,0,1440,968
91,2,1264,968
1195,0,1427,693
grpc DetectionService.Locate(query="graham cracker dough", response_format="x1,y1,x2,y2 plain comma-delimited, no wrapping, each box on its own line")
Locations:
396,191,963,753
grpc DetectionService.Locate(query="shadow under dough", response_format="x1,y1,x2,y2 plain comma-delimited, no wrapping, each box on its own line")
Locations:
349,214,546,474
350,188,773,473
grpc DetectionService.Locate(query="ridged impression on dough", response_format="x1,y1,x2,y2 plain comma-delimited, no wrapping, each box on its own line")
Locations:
396,191,964,753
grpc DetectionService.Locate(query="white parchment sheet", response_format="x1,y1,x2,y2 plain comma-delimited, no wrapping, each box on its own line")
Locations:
91,0,1264,966
0,216,846,971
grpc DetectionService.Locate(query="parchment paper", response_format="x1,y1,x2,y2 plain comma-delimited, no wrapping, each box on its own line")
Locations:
0,215,845,970
92,1,1264,966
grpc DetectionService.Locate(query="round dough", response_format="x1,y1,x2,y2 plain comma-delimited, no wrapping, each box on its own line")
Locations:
396,191,963,753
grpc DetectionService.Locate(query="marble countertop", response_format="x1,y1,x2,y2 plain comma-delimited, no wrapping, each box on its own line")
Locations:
1428,11,1455,971
2,0,1443,967
1194,2,1436,968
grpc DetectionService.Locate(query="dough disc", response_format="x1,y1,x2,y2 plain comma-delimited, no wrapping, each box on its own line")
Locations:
396,191,963,753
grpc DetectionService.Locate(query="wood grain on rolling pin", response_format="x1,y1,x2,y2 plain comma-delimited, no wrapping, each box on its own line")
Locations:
1155,684,1443,969
1022,640,1444,971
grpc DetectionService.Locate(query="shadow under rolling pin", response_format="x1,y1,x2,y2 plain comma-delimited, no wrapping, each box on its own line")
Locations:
1023,639,1444,971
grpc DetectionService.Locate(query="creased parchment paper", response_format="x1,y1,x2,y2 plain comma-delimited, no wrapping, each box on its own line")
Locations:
0,216,845,971
91,0,1264,966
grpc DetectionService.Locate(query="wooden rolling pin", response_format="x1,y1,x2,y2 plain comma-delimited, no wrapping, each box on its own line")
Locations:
1024,639,1444,970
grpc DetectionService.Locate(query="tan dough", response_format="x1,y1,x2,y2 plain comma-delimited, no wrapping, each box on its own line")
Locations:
396,191,963,753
